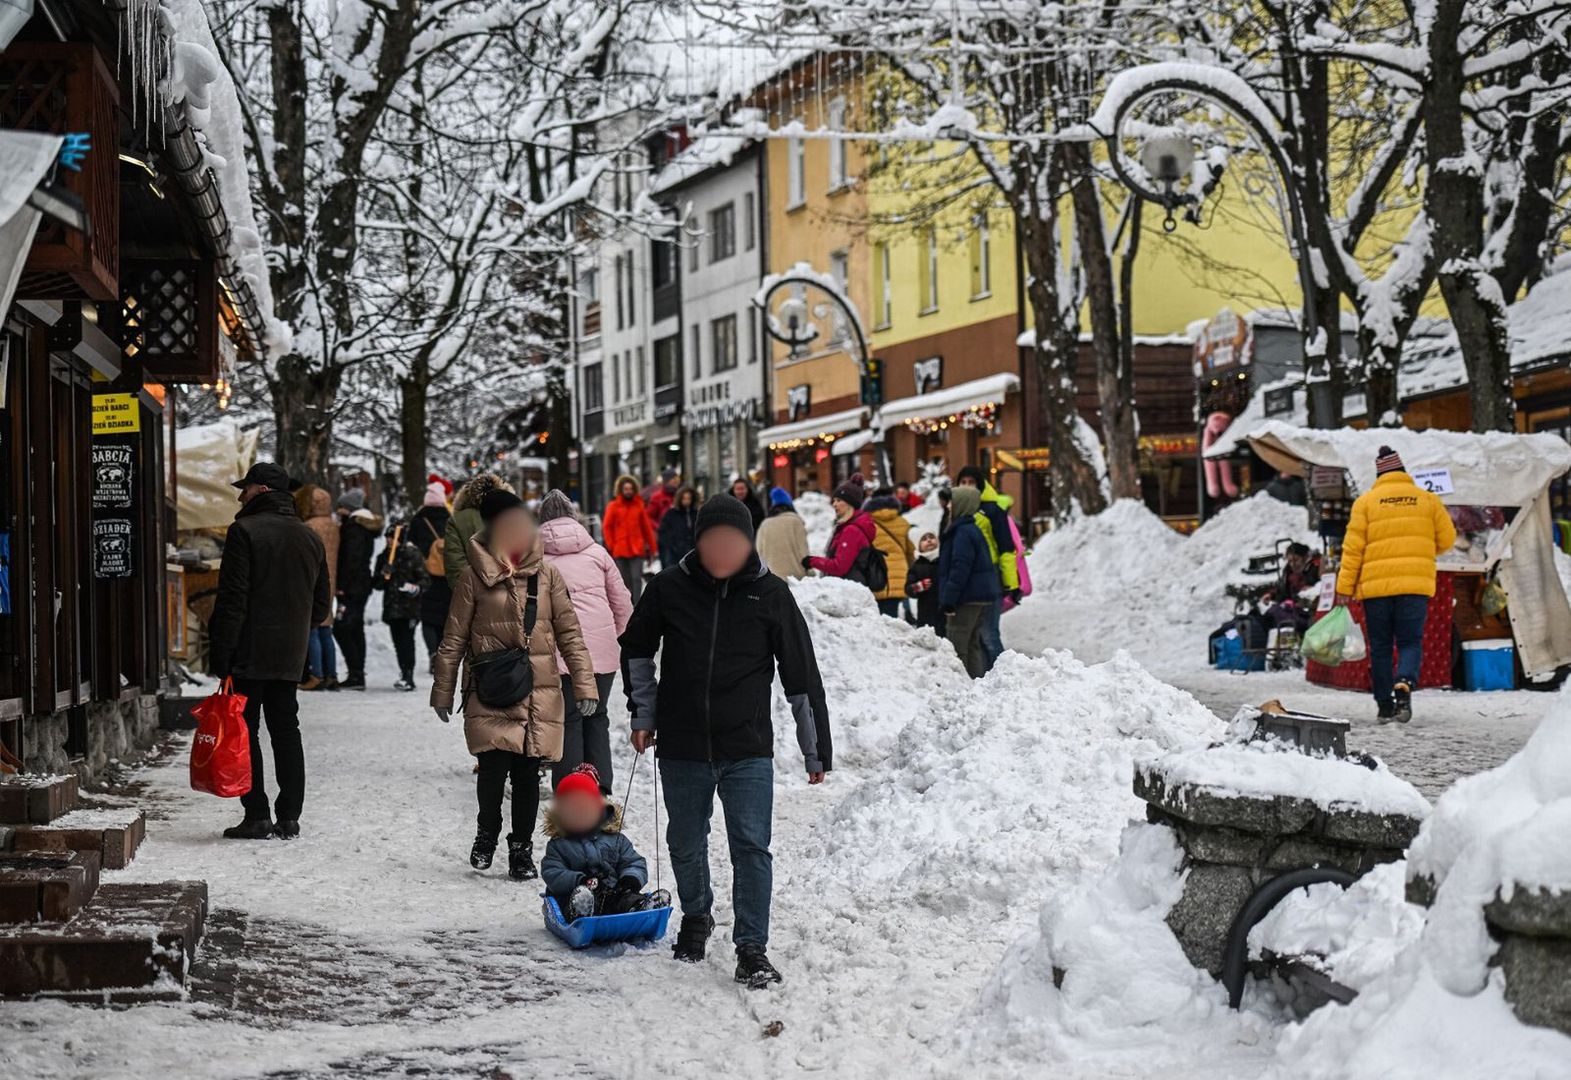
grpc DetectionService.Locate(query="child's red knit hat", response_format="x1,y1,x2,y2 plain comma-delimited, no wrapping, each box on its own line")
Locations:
554,763,602,801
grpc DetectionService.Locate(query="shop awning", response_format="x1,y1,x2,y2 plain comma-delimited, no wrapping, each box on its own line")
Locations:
831,427,876,456
759,406,868,449
879,373,1019,428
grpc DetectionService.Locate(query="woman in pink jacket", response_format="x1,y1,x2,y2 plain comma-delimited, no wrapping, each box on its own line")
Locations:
537,490,634,793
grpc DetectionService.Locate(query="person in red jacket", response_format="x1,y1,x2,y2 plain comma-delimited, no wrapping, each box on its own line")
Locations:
644,467,678,529
807,478,877,581
603,474,658,602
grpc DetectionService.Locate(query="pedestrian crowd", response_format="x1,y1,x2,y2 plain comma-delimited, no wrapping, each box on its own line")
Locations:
204,460,841,989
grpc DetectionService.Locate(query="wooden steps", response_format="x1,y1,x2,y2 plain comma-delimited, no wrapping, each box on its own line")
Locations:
0,771,206,1000
0,882,208,1000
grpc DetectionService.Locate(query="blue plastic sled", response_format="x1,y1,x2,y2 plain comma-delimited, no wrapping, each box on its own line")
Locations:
542,894,673,949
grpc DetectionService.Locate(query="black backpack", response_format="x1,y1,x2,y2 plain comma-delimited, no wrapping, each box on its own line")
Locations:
848,543,889,594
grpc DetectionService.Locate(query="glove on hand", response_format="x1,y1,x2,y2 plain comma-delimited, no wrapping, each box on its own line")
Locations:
577,698,599,719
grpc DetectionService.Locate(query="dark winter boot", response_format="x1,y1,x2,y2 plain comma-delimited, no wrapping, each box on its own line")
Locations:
393,669,415,692
470,829,499,870
672,914,715,963
339,672,366,691
507,836,538,881
1392,681,1413,723
222,817,275,841
734,944,783,989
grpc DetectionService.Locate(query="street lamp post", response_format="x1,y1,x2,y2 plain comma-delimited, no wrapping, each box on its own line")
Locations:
754,264,890,484
1089,68,1337,428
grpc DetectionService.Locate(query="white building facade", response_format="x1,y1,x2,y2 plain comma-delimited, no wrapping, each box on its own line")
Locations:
655,140,769,498
574,143,685,512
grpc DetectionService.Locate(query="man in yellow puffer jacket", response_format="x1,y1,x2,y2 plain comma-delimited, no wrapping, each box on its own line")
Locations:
1334,446,1458,723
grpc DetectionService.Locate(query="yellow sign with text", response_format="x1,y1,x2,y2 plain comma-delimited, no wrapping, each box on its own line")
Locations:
92,393,141,435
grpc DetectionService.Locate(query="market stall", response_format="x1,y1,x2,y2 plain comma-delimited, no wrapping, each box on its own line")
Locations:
1235,422,1571,691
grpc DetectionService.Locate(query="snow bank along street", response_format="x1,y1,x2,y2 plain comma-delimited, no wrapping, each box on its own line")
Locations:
4,562,1568,1078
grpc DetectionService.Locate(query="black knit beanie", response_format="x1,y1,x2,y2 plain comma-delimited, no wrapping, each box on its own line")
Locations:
695,493,756,542
479,489,525,523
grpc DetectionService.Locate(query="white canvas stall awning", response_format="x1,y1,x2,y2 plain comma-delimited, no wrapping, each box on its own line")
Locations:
1240,422,1571,677
1242,421,1571,507
878,373,1020,428
758,406,868,448
176,419,260,531
0,131,63,319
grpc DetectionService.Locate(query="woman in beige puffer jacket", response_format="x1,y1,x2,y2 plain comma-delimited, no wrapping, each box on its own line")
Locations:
431,489,597,880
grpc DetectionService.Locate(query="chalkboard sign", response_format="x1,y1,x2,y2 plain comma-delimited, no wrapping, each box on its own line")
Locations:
91,443,135,510
92,518,134,578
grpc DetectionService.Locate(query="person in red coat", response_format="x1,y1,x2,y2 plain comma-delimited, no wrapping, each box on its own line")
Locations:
807,478,877,580
644,467,678,529
603,474,658,602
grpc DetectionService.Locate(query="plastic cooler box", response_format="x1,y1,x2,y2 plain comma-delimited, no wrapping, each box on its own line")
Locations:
1461,639,1515,691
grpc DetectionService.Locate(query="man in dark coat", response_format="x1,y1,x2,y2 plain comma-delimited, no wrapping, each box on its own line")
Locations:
208,462,331,840
620,494,831,990
333,487,382,689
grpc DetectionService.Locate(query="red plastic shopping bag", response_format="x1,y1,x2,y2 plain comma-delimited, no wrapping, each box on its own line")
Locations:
189,678,253,797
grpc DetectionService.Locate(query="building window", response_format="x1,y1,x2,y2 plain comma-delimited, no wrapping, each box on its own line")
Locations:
583,363,604,411
624,249,636,323
636,344,646,395
709,202,736,263
830,249,849,290
970,214,992,298
652,237,676,290
747,306,759,364
919,226,939,313
655,334,680,389
874,242,893,328
612,352,622,401
624,351,634,398
788,132,805,208
827,97,847,190
690,323,702,379
712,314,738,373
743,192,756,250
613,255,623,330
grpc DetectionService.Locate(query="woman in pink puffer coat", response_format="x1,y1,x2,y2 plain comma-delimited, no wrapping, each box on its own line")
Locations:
538,489,634,793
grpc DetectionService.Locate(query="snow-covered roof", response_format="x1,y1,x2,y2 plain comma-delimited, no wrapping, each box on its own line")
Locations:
1243,421,1571,506
128,0,283,355
1203,376,1306,458
649,114,760,195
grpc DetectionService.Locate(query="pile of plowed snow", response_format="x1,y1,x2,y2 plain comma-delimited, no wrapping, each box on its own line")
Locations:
1006,493,1319,672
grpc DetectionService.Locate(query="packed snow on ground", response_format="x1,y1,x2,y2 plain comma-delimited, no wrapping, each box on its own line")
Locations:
0,570,1236,1080
1006,493,1319,673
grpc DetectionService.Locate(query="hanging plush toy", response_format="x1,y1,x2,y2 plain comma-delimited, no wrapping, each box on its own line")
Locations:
1201,412,1241,499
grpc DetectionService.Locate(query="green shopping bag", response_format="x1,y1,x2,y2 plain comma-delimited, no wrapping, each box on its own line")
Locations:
1301,606,1367,666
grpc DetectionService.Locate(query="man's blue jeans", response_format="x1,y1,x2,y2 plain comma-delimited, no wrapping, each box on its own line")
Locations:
306,625,337,680
1362,594,1429,709
978,597,1004,671
659,757,773,948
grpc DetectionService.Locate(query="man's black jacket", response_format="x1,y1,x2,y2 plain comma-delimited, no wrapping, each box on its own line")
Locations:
209,491,331,681
619,551,831,774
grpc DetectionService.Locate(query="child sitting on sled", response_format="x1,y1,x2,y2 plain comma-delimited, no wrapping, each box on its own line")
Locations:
541,765,670,922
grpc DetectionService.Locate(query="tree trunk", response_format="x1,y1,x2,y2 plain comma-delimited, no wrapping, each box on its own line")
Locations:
269,353,338,485
400,370,429,501
1066,143,1139,502
1425,0,1514,432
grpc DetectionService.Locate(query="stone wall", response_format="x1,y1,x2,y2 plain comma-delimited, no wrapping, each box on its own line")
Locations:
1408,875,1571,1037
21,695,162,789
1137,765,1423,978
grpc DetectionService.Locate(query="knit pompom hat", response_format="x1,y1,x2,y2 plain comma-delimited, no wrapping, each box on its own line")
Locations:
831,478,865,510
1376,445,1405,476
422,481,448,508
769,486,794,508
553,763,602,802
